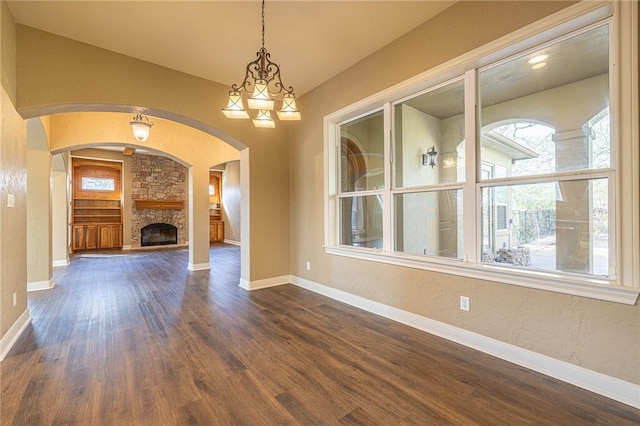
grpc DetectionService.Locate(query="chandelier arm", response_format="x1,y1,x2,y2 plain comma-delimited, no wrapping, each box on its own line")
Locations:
230,53,265,93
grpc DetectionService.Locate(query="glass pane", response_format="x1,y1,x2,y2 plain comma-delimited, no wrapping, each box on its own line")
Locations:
394,79,465,187
340,195,383,248
481,178,609,277
394,189,463,259
480,25,610,178
340,111,385,193
81,177,115,191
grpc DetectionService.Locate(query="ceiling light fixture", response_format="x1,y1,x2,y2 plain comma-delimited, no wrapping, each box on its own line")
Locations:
222,0,301,128
531,62,547,70
130,114,153,142
527,54,548,65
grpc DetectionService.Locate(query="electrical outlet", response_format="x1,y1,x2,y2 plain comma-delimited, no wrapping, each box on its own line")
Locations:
7,194,15,208
460,296,470,312
13,293,17,307
306,261,311,271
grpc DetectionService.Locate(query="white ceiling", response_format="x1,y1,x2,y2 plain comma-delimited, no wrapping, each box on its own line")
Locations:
7,1,457,96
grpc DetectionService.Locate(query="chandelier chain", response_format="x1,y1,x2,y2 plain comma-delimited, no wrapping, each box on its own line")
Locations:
261,0,265,49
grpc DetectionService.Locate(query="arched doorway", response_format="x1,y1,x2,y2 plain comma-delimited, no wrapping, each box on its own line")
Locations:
27,110,245,281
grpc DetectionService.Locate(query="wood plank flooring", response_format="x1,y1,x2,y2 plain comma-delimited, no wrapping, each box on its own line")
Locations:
1,244,638,425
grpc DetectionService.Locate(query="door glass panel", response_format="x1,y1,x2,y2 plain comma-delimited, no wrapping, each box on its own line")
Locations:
340,111,385,192
394,189,463,259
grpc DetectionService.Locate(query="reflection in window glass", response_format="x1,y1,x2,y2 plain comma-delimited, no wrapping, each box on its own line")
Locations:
481,178,609,276
394,79,465,187
340,111,385,193
480,24,609,178
395,190,462,259
340,195,383,249
81,177,115,191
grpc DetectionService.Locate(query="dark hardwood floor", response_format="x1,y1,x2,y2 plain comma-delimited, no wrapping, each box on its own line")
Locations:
1,244,638,425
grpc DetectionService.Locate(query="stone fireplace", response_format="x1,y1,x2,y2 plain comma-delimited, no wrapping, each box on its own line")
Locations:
141,223,178,246
130,154,187,248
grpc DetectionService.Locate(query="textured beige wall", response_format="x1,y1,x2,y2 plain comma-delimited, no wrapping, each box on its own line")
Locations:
0,0,28,338
26,148,52,283
222,161,241,243
16,26,290,281
1,86,27,336
51,170,68,264
1,1,15,103
290,0,639,384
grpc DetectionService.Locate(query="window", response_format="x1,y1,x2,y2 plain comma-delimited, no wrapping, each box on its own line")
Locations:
338,110,385,249
325,2,638,303
393,78,465,259
81,177,115,191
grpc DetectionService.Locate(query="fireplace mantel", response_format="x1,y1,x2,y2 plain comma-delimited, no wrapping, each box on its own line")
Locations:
134,199,184,210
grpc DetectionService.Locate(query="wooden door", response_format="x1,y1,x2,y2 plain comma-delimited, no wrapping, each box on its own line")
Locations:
99,224,123,248
72,225,86,250
85,225,99,249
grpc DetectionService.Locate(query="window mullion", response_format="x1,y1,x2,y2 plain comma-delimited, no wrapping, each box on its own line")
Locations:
383,102,393,253
463,69,478,264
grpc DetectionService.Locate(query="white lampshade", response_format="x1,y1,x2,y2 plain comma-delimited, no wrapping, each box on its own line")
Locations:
222,91,250,119
247,80,274,110
253,109,275,128
277,93,301,120
130,115,153,142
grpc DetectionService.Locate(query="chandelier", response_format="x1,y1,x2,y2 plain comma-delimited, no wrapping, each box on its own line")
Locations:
222,0,301,128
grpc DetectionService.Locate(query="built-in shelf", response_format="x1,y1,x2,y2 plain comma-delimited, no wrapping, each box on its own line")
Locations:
134,199,184,210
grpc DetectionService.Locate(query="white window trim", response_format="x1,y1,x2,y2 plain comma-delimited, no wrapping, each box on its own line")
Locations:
324,1,639,305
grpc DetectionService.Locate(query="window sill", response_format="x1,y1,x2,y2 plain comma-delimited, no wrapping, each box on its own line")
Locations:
324,246,640,305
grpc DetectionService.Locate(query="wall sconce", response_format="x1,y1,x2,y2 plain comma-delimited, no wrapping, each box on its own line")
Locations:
423,145,438,168
130,114,153,142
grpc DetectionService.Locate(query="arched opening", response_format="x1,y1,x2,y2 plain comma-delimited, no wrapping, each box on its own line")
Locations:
25,108,248,287
478,116,610,276
340,133,384,248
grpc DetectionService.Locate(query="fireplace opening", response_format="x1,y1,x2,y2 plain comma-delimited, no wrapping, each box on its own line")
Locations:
141,223,178,246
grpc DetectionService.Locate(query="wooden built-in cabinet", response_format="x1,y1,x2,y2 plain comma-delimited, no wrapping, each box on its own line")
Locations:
209,172,224,242
210,216,224,242
71,158,123,251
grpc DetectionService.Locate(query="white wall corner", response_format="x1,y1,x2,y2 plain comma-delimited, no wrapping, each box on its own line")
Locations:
238,275,291,291
290,275,640,409
52,259,69,267
0,309,32,361
27,278,55,292
188,262,211,271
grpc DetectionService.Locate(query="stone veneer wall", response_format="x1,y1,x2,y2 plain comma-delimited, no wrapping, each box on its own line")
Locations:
130,154,187,247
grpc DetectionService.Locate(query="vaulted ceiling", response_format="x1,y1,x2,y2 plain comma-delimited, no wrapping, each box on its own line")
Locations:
7,1,457,97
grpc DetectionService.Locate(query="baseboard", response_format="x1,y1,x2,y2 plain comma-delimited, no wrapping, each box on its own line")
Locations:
0,309,31,360
52,259,69,267
238,275,291,291
27,279,55,292
188,262,210,271
121,245,132,250
291,275,640,409
223,239,240,246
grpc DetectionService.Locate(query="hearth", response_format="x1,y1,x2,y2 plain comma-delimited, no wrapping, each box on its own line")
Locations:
141,223,178,246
